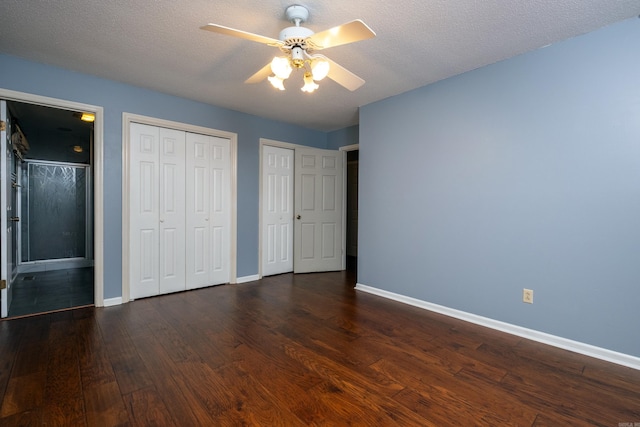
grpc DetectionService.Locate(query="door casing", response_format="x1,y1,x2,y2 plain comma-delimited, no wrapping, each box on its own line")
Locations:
1,100,10,317
0,88,104,310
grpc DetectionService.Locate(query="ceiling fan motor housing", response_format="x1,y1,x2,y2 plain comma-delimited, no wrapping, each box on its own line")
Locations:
279,26,314,44
280,4,313,46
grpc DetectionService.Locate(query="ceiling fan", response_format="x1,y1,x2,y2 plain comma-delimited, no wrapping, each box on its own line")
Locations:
201,4,376,93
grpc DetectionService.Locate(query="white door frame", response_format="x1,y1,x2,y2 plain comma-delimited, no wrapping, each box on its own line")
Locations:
0,88,105,307
1,100,9,317
339,144,359,271
122,113,238,303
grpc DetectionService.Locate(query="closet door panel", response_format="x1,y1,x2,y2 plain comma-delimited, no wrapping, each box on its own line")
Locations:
209,137,231,285
186,133,212,289
159,128,186,294
211,226,223,272
185,134,231,289
193,226,208,274
130,123,160,299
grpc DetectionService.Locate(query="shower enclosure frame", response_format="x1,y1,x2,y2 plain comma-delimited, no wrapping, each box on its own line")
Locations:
17,159,94,273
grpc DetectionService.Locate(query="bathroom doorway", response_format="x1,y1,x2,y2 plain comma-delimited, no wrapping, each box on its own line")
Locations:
5,101,94,317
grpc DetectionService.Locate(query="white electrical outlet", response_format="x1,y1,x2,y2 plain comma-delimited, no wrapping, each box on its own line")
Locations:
523,288,534,304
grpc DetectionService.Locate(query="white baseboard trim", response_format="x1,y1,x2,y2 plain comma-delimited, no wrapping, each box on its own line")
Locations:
355,283,640,371
236,274,260,284
103,297,123,307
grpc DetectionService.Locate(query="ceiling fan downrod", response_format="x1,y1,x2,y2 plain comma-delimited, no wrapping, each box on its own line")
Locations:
279,5,314,44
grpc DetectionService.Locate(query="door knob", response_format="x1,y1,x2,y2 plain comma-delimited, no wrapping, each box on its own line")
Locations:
296,214,301,220
10,217,19,222
11,182,20,188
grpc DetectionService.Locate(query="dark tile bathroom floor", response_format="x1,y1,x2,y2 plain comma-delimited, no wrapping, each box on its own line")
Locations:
8,267,94,317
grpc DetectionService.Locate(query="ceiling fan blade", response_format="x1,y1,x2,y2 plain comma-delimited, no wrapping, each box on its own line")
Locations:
324,57,365,91
307,19,376,50
200,23,282,46
245,62,273,84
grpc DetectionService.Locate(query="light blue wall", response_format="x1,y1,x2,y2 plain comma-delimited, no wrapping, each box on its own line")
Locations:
359,18,640,357
327,125,359,150
0,54,327,298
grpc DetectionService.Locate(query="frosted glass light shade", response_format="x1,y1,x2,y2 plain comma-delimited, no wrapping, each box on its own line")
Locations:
268,75,286,90
311,59,330,81
301,72,319,93
270,57,292,79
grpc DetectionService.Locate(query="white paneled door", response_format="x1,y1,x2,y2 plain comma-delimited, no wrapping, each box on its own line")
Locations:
262,146,294,276
129,123,231,299
185,133,231,289
129,123,186,299
294,147,343,273
158,128,187,294
130,123,159,299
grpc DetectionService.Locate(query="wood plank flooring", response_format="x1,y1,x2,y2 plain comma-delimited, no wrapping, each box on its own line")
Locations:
9,268,94,317
0,270,639,426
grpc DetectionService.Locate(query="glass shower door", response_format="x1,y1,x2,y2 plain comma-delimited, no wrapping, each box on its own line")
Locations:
21,162,89,262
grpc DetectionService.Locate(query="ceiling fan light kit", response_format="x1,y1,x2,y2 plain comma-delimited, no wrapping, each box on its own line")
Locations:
310,58,330,81
301,72,319,93
201,4,376,93
267,75,286,91
271,56,292,79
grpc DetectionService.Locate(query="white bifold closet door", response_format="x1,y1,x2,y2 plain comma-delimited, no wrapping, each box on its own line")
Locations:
185,132,231,290
130,123,186,299
129,123,231,299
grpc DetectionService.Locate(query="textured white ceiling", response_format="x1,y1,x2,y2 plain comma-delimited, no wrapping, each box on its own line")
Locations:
1,1,639,131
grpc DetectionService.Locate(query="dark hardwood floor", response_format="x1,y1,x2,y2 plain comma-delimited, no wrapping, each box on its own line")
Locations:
9,268,94,317
0,270,639,426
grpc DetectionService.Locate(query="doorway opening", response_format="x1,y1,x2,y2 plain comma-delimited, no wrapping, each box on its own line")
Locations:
345,149,358,275
4,101,95,317
259,139,346,278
